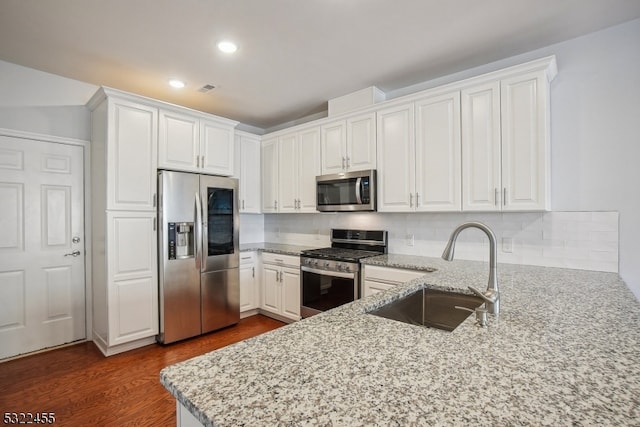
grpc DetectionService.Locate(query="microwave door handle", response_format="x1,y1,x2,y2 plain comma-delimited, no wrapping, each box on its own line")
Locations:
355,177,363,204
195,191,202,271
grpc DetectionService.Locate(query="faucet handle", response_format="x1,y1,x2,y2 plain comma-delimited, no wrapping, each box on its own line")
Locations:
468,286,498,303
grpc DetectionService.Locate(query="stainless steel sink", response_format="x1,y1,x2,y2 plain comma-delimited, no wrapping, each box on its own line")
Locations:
368,288,484,332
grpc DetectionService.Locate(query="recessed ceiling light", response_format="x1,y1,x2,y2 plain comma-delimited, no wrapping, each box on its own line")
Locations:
217,40,238,54
169,79,185,89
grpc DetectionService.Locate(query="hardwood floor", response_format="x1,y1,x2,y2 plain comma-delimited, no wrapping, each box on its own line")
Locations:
0,315,285,426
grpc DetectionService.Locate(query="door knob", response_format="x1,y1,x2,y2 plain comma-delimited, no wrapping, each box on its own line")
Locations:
64,250,81,257
72,236,81,244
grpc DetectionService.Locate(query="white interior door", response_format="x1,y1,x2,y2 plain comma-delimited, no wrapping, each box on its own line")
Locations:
0,135,85,359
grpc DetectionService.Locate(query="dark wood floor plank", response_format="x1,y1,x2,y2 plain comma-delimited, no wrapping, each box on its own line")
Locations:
0,315,285,426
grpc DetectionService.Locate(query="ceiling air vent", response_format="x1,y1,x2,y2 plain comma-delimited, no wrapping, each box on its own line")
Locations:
198,84,216,93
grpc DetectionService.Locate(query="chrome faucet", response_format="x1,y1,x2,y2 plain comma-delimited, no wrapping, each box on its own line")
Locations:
442,222,500,318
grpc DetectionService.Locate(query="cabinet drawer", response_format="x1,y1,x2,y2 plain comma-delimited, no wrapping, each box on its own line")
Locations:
261,252,300,268
363,265,426,284
240,252,257,265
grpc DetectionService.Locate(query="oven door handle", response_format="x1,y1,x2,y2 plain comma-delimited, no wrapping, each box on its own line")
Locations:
301,266,356,279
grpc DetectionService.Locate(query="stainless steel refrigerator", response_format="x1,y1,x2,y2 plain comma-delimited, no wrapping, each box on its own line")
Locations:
157,170,240,344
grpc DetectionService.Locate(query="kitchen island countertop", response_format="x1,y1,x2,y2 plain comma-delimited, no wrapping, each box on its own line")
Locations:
161,257,640,426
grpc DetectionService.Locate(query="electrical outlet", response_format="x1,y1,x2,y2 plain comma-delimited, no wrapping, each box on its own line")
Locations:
502,237,513,253
407,234,415,247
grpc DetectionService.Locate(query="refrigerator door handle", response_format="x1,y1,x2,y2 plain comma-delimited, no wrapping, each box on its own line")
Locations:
195,191,203,271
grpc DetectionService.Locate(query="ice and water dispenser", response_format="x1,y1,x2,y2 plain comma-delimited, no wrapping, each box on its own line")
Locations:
167,222,194,260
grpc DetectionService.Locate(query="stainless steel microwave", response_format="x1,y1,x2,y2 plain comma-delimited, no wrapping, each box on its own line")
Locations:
316,169,376,212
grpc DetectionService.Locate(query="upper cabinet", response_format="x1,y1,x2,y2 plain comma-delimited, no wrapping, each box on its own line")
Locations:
320,112,376,175
263,126,321,213
462,69,552,211
376,56,556,213
90,92,158,212
235,132,262,213
158,107,237,176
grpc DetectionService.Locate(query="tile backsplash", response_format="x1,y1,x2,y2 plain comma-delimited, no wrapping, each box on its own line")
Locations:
257,211,619,273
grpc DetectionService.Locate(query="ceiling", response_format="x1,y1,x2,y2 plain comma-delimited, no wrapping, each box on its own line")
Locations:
1,1,640,131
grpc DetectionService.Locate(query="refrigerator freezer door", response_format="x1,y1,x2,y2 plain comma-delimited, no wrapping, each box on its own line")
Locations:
201,268,240,333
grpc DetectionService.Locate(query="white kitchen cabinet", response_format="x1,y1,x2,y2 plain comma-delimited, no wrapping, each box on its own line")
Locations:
98,94,158,211
260,253,300,322
362,265,426,298
88,88,160,356
461,70,551,211
278,127,321,213
263,127,320,214
414,91,462,211
500,71,551,211
235,132,261,213
158,108,237,176
106,211,158,346
320,112,376,174
378,92,461,213
376,103,415,212
261,137,279,213
239,252,259,315
461,82,502,211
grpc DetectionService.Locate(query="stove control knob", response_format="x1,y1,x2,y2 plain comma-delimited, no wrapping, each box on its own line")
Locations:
342,264,350,272
324,261,331,268
313,260,319,267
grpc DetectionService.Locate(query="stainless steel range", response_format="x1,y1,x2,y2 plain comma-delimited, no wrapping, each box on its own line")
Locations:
300,229,388,318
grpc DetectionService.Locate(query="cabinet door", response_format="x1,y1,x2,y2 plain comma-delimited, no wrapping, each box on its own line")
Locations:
107,98,158,211
278,133,299,213
239,262,257,312
158,109,199,172
346,112,376,171
376,103,415,212
297,127,321,212
281,267,300,320
200,119,234,176
415,92,462,212
238,134,262,213
107,211,158,345
501,71,550,211
461,82,501,211
261,265,280,314
261,138,279,213
320,121,347,174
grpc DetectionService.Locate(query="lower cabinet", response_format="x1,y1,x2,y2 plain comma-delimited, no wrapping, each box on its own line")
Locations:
93,211,158,356
239,252,259,316
362,265,426,298
260,253,300,322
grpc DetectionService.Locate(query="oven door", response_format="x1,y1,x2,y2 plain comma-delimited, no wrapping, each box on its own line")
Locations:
300,266,358,318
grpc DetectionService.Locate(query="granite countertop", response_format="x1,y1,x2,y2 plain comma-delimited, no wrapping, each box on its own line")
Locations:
161,256,640,426
239,242,315,256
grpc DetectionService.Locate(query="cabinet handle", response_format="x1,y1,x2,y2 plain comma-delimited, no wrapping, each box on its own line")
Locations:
153,194,156,208
416,192,420,208
242,199,245,210
153,217,157,231
201,156,205,167
503,188,507,206
409,193,414,208
342,157,346,170
494,188,499,206
252,267,255,278
274,200,278,211
346,157,350,169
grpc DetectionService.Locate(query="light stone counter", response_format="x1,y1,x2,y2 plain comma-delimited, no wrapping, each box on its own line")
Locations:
239,242,314,256
161,256,640,426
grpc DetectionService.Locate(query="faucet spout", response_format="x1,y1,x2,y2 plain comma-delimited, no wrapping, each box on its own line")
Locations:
441,222,500,317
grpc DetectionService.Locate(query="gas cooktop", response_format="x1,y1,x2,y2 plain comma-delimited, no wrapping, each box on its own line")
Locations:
300,247,382,263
